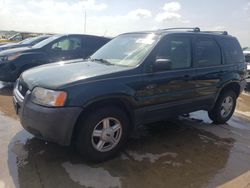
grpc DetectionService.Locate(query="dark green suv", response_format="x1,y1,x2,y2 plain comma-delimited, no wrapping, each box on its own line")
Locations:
13,28,247,162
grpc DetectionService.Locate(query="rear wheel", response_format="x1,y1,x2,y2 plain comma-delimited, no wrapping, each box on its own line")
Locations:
75,106,129,162
208,90,237,124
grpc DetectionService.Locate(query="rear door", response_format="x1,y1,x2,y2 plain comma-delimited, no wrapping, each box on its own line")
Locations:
192,35,223,100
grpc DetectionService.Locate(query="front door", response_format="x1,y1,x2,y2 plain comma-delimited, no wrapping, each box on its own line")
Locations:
48,36,83,62
142,35,198,121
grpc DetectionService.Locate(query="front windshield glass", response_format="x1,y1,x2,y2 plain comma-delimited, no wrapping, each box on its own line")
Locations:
91,33,159,67
20,37,42,45
19,38,32,44
33,35,61,48
245,47,250,51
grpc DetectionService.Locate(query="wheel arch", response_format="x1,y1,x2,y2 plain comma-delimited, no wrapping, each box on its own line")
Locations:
71,96,135,143
213,81,241,109
220,81,241,97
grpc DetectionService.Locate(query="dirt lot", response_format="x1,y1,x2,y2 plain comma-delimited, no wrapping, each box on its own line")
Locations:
1,81,250,188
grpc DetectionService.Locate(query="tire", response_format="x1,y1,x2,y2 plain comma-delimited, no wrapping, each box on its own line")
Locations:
208,90,237,124
75,106,129,162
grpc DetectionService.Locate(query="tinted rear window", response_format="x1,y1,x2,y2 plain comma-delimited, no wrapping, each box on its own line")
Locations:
219,38,245,64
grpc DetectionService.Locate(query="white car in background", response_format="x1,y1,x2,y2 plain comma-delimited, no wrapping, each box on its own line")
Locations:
243,47,250,82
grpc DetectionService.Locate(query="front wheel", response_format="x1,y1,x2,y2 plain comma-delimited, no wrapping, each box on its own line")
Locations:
208,90,237,124
75,106,129,162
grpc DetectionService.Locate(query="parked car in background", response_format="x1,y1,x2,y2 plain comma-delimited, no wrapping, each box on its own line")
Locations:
13,28,246,162
243,47,250,82
0,35,51,52
0,34,110,82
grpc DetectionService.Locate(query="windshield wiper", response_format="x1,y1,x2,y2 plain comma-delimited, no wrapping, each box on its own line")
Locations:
90,58,113,65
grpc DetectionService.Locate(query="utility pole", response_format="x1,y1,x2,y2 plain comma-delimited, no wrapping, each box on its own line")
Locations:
84,8,87,34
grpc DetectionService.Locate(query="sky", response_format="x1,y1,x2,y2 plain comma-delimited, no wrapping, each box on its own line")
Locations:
0,0,250,46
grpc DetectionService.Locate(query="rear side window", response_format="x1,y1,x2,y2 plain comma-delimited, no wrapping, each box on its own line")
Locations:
219,38,245,64
156,36,191,69
193,37,221,67
83,37,109,57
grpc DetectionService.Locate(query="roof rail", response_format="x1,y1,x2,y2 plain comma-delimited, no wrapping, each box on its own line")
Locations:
159,27,201,32
201,31,228,35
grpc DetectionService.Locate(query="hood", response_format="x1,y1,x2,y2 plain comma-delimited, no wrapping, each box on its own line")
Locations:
0,46,33,56
0,42,9,46
0,44,28,52
21,59,132,90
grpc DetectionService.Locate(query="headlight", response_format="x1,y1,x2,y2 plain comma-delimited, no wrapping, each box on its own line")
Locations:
0,56,8,63
0,53,20,63
7,53,21,61
31,87,67,107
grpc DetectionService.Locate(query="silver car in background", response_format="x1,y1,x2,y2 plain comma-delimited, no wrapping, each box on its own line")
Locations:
244,47,250,82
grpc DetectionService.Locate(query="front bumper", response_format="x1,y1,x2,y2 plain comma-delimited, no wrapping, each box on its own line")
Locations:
13,86,82,146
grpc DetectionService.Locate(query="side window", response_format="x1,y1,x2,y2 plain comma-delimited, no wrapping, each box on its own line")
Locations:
194,37,221,67
156,36,191,70
83,37,107,57
219,38,245,64
51,37,81,51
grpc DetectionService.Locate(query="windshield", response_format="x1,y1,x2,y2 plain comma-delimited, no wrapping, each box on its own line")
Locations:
244,47,250,51
19,38,33,44
90,33,159,67
20,36,48,45
33,35,61,48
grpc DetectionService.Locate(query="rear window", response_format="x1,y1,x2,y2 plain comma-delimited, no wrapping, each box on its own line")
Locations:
219,38,245,64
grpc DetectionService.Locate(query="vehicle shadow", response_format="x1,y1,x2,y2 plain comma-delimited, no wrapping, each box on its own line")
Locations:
8,117,234,188
0,81,14,96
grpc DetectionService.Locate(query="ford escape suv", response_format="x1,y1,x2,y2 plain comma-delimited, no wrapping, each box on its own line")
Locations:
13,28,247,162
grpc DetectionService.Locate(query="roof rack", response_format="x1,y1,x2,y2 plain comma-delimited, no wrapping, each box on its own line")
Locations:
159,27,228,35
159,27,201,32
201,31,228,35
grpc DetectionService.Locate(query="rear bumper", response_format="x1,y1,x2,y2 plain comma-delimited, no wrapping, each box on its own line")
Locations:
13,89,82,146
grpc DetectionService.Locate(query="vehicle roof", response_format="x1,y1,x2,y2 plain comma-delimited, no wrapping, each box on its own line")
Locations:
121,29,235,39
54,34,111,40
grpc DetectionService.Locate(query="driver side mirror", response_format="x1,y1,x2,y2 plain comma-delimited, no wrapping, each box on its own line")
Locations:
153,58,172,72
